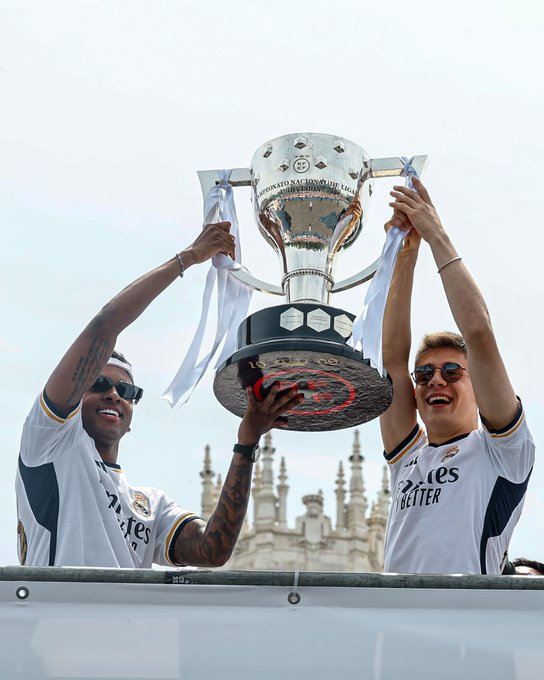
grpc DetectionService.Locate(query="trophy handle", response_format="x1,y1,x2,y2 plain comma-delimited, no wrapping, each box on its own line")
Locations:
331,154,428,293
331,257,381,292
197,168,283,295
197,167,253,195
229,268,283,295
364,154,428,181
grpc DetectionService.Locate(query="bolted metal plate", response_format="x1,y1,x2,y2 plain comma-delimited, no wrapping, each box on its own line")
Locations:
213,339,392,432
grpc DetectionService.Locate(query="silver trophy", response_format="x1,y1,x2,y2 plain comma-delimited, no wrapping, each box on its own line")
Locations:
199,133,426,431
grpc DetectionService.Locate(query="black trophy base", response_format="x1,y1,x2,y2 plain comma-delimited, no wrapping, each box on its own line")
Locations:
213,304,393,432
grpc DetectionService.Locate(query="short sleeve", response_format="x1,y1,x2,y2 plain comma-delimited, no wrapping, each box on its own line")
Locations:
482,406,535,483
19,392,82,466
383,424,426,483
152,493,201,567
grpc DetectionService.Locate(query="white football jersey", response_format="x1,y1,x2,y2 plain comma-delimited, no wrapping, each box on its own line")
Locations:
16,393,200,568
383,407,535,575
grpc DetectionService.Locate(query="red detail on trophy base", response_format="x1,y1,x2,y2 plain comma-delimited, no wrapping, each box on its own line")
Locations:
252,368,356,416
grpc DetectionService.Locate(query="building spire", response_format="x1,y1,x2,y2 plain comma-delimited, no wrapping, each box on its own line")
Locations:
347,430,368,531
374,465,391,520
213,473,222,506
252,462,262,527
277,456,289,528
200,444,215,520
254,432,277,526
353,428,361,458
335,461,346,529
367,466,391,570
261,433,274,489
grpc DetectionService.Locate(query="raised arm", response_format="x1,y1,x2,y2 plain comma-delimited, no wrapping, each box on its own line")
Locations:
390,178,518,430
172,385,304,567
380,216,421,453
45,222,235,417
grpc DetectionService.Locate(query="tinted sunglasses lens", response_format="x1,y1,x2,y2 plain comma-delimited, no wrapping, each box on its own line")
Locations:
114,382,129,399
442,363,464,383
91,376,113,392
115,382,138,400
90,377,141,402
413,367,434,385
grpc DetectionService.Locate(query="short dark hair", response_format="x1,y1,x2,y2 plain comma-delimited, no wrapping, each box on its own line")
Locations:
110,350,134,384
111,349,130,365
414,331,466,367
512,557,544,575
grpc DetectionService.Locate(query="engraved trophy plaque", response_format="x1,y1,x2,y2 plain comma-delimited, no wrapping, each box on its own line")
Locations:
198,133,426,431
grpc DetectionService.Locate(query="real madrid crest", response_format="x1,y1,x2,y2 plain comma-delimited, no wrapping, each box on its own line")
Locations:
441,445,460,463
131,491,151,517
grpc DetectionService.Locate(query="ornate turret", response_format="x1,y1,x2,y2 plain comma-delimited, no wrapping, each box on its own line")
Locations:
295,490,331,547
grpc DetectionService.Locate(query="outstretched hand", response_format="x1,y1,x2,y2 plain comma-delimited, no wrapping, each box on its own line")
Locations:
384,209,421,254
237,384,304,445
389,177,443,245
181,221,236,268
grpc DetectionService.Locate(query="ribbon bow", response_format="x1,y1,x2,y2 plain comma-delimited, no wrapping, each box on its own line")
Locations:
400,156,417,189
349,158,419,374
162,170,252,406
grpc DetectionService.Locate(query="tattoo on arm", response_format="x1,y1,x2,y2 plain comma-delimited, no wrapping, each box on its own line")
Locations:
66,337,114,405
175,459,252,567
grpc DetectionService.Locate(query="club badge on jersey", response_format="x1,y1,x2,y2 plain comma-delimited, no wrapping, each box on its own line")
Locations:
131,491,152,518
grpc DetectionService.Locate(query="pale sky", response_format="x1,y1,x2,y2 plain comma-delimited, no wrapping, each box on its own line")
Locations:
1,0,543,567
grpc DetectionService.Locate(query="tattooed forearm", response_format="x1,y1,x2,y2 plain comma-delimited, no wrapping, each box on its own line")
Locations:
175,457,252,567
67,336,114,405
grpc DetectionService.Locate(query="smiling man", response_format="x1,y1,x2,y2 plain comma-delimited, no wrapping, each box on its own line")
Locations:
379,178,534,575
16,221,302,568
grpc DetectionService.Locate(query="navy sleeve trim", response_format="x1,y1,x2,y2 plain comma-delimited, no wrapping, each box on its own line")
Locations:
384,424,422,463
42,389,80,422
167,515,201,566
482,398,523,436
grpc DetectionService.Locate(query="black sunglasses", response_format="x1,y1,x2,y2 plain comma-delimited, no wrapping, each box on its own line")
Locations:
411,362,468,386
90,376,144,404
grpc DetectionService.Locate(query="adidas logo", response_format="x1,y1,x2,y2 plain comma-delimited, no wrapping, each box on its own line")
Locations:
404,456,419,468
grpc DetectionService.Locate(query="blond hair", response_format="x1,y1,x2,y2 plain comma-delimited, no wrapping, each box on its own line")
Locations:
414,331,466,367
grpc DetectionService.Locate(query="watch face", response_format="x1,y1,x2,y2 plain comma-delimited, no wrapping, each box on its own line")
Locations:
252,445,261,463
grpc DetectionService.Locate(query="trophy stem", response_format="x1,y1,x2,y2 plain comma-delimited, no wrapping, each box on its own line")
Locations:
282,268,334,304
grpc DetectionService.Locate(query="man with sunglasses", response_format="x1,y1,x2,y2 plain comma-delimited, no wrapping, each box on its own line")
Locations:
16,221,302,568
380,177,534,575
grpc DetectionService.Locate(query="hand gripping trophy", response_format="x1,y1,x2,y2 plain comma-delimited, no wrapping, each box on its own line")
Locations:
194,133,426,432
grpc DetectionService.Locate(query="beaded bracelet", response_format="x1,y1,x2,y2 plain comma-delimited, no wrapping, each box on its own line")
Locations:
176,253,184,278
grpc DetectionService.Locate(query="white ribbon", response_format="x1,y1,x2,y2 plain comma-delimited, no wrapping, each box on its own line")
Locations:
162,170,252,406
399,155,418,191
349,157,419,375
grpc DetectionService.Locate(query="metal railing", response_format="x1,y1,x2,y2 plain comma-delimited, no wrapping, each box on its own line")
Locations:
2,565,543,589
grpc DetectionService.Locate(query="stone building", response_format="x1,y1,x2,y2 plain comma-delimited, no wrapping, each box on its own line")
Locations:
200,430,391,572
